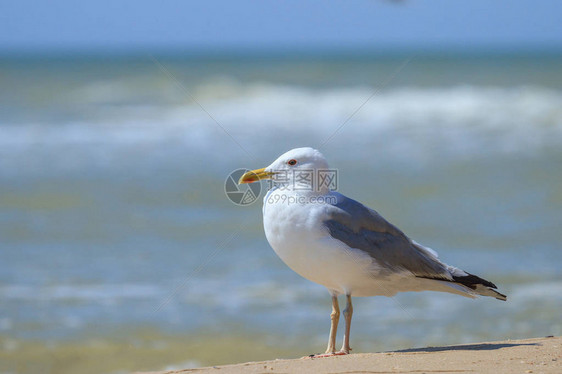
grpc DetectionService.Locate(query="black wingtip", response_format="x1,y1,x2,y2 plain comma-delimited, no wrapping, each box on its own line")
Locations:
452,272,497,290
454,272,508,301
417,271,507,301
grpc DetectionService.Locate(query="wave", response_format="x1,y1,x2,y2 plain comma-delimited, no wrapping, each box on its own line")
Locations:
1,84,561,174
0,283,162,301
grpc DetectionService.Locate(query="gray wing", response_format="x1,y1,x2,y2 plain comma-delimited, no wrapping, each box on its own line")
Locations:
323,193,451,279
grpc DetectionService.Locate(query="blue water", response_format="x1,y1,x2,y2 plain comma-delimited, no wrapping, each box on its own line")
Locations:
0,52,561,373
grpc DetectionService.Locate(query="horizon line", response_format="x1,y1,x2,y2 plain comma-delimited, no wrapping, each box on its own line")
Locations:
1,43,562,60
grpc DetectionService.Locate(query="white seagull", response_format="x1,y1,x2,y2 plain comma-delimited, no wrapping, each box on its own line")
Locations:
239,147,506,357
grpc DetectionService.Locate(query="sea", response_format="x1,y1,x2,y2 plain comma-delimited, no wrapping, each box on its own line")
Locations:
1,51,561,373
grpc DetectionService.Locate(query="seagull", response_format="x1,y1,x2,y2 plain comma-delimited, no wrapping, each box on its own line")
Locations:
239,147,506,357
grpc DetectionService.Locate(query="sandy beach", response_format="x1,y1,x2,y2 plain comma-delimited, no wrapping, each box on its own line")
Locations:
139,336,560,374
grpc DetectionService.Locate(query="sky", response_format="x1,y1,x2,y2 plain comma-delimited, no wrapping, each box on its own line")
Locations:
1,0,561,53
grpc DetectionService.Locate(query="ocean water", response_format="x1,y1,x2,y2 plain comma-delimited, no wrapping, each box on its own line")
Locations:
1,52,561,373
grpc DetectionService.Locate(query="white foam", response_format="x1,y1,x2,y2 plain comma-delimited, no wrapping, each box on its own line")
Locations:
163,360,202,371
0,283,162,301
510,280,562,300
0,84,561,174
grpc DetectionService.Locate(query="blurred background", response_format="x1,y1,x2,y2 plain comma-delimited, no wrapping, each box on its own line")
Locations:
1,1,561,373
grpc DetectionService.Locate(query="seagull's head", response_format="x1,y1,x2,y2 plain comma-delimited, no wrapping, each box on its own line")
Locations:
238,147,329,190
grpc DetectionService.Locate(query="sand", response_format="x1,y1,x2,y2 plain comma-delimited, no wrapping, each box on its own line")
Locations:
139,336,561,374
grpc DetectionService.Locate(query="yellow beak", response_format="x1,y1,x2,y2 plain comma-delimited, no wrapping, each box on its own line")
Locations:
238,167,275,184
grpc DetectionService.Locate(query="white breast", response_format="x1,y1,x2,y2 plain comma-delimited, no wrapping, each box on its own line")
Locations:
262,189,383,296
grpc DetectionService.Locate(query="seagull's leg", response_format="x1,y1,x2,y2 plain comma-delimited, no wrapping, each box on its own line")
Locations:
324,295,340,355
339,294,353,354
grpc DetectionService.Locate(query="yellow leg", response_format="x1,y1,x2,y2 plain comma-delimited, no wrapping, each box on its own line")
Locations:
340,294,353,354
324,295,340,354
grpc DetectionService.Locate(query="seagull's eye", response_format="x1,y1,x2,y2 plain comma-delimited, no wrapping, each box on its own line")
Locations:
287,159,297,166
